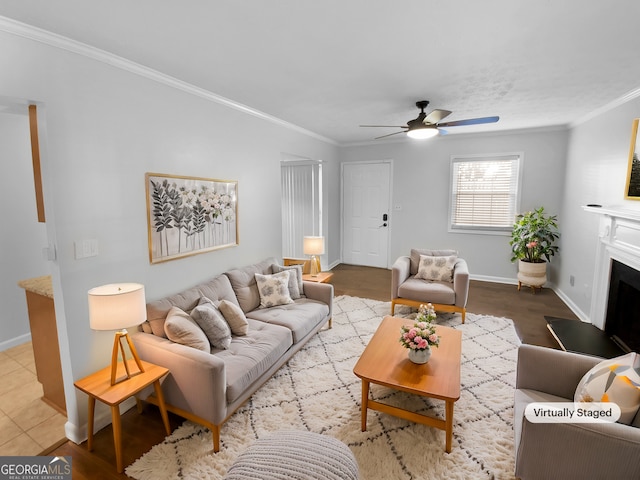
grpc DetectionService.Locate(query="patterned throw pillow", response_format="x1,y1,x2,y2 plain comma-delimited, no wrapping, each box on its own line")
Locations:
415,255,457,282
574,352,640,424
271,264,304,298
190,297,232,349
164,306,209,351
218,299,249,336
255,271,295,308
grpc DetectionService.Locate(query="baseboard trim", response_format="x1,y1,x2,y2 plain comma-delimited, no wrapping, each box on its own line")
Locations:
0,332,32,352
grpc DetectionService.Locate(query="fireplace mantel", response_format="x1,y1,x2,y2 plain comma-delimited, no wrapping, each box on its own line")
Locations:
584,205,640,329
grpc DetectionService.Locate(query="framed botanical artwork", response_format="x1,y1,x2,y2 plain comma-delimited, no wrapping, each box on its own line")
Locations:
146,173,238,264
625,118,640,199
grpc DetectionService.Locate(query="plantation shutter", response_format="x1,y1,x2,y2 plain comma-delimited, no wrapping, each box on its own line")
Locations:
450,154,521,232
281,161,322,257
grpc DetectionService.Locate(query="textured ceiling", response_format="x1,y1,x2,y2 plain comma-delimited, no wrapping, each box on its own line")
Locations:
1,1,639,144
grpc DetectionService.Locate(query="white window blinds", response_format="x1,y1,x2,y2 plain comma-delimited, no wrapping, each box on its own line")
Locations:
281,161,322,257
450,154,521,232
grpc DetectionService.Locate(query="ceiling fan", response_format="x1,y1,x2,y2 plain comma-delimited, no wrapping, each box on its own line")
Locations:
360,100,499,139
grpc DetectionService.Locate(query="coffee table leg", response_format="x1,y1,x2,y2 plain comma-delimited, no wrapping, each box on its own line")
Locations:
445,400,454,453
361,380,370,431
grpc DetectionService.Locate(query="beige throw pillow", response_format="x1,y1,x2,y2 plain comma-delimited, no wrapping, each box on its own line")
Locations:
255,271,295,308
164,306,209,351
415,254,457,282
218,299,249,336
190,297,232,349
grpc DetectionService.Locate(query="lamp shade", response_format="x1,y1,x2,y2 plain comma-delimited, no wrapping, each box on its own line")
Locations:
88,283,146,331
303,236,325,255
407,125,439,139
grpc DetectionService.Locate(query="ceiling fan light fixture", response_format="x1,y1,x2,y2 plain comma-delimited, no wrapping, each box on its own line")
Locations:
406,125,439,139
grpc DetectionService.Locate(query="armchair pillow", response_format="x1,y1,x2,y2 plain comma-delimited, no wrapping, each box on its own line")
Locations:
574,351,640,424
164,306,210,352
190,297,232,349
415,254,457,282
255,271,295,308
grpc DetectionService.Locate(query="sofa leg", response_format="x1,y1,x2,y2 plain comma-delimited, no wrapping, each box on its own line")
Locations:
328,317,333,329
212,424,220,453
391,300,396,315
461,309,466,324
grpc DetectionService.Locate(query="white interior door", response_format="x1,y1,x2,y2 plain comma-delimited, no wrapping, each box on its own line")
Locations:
342,161,391,268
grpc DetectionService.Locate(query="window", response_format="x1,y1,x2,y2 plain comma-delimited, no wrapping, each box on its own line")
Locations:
281,158,322,257
449,153,522,233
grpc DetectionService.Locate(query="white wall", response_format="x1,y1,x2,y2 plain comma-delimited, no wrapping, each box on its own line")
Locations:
0,29,339,439
558,96,640,319
0,110,50,348
340,128,569,282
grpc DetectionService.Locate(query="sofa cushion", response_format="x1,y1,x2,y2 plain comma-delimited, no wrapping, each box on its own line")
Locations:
215,319,293,404
191,297,232,349
164,306,210,352
410,249,458,275
145,274,238,337
271,263,304,298
225,258,277,313
219,299,249,336
574,352,640,424
247,298,329,344
416,254,457,282
397,275,456,305
255,271,295,308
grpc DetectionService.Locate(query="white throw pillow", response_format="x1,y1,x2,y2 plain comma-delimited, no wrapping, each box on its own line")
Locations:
190,297,232,349
415,254,457,282
271,264,304,298
255,271,295,308
164,306,209,351
218,299,249,336
574,352,640,424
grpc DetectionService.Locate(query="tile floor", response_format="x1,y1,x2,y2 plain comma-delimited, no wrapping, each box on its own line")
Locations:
0,341,67,455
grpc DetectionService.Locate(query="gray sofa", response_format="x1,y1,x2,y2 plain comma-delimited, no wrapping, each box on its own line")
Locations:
131,257,333,452
515,344,640,479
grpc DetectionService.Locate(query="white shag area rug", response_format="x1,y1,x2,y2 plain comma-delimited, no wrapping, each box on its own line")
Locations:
127,296,521,480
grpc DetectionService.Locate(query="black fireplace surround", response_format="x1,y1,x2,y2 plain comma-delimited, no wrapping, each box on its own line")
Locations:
605,259,640,353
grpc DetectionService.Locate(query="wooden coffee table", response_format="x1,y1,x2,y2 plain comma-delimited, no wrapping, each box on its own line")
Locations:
353,315,462,452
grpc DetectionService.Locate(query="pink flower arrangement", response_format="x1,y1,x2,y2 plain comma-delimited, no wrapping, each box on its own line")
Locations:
399,303,440,350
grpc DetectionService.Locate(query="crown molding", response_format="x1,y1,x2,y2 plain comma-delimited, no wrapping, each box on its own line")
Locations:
0,16,338,146
570,86,640,128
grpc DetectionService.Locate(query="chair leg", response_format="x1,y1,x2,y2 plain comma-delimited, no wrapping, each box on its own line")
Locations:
461,308,466,324
391,300,396,315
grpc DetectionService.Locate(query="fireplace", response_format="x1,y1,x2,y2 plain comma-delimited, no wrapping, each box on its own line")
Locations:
545,206,640,357
605,259,640,353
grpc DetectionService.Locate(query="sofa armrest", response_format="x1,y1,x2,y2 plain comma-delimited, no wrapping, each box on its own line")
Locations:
452,258,470,308
302,281,334,318
131,331,228,425
516,417,640,479
516,344,602,399
391,256,411,299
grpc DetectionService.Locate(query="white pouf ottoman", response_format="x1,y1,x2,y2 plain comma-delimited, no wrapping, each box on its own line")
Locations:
223,431,359,480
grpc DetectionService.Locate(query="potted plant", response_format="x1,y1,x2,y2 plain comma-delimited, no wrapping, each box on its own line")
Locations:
509,207,559,291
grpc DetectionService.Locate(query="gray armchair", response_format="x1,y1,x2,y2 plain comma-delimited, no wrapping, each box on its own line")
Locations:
391,249,469,323
515,344,640,479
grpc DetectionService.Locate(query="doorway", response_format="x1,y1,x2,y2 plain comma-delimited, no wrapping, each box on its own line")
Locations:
341,161,392,268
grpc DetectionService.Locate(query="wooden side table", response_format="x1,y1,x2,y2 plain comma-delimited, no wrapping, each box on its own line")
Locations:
302,271,333,283
74,359,171,473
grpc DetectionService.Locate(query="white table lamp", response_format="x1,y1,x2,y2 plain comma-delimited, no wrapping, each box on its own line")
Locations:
303,236,325,276
88,283,147,385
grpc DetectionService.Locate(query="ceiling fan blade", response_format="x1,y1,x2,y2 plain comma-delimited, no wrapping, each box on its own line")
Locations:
374,131,406,139
360,125,407,128
424,109,452,124
437,116,500,127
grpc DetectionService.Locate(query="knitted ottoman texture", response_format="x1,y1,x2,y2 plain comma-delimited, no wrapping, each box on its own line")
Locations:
223,430,359,480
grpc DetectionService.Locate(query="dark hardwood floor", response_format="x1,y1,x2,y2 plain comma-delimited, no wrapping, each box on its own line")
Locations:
44,264,578,478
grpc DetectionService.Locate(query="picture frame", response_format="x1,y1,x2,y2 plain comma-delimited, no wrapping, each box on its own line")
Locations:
146,172,238,264
624,118,640,199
